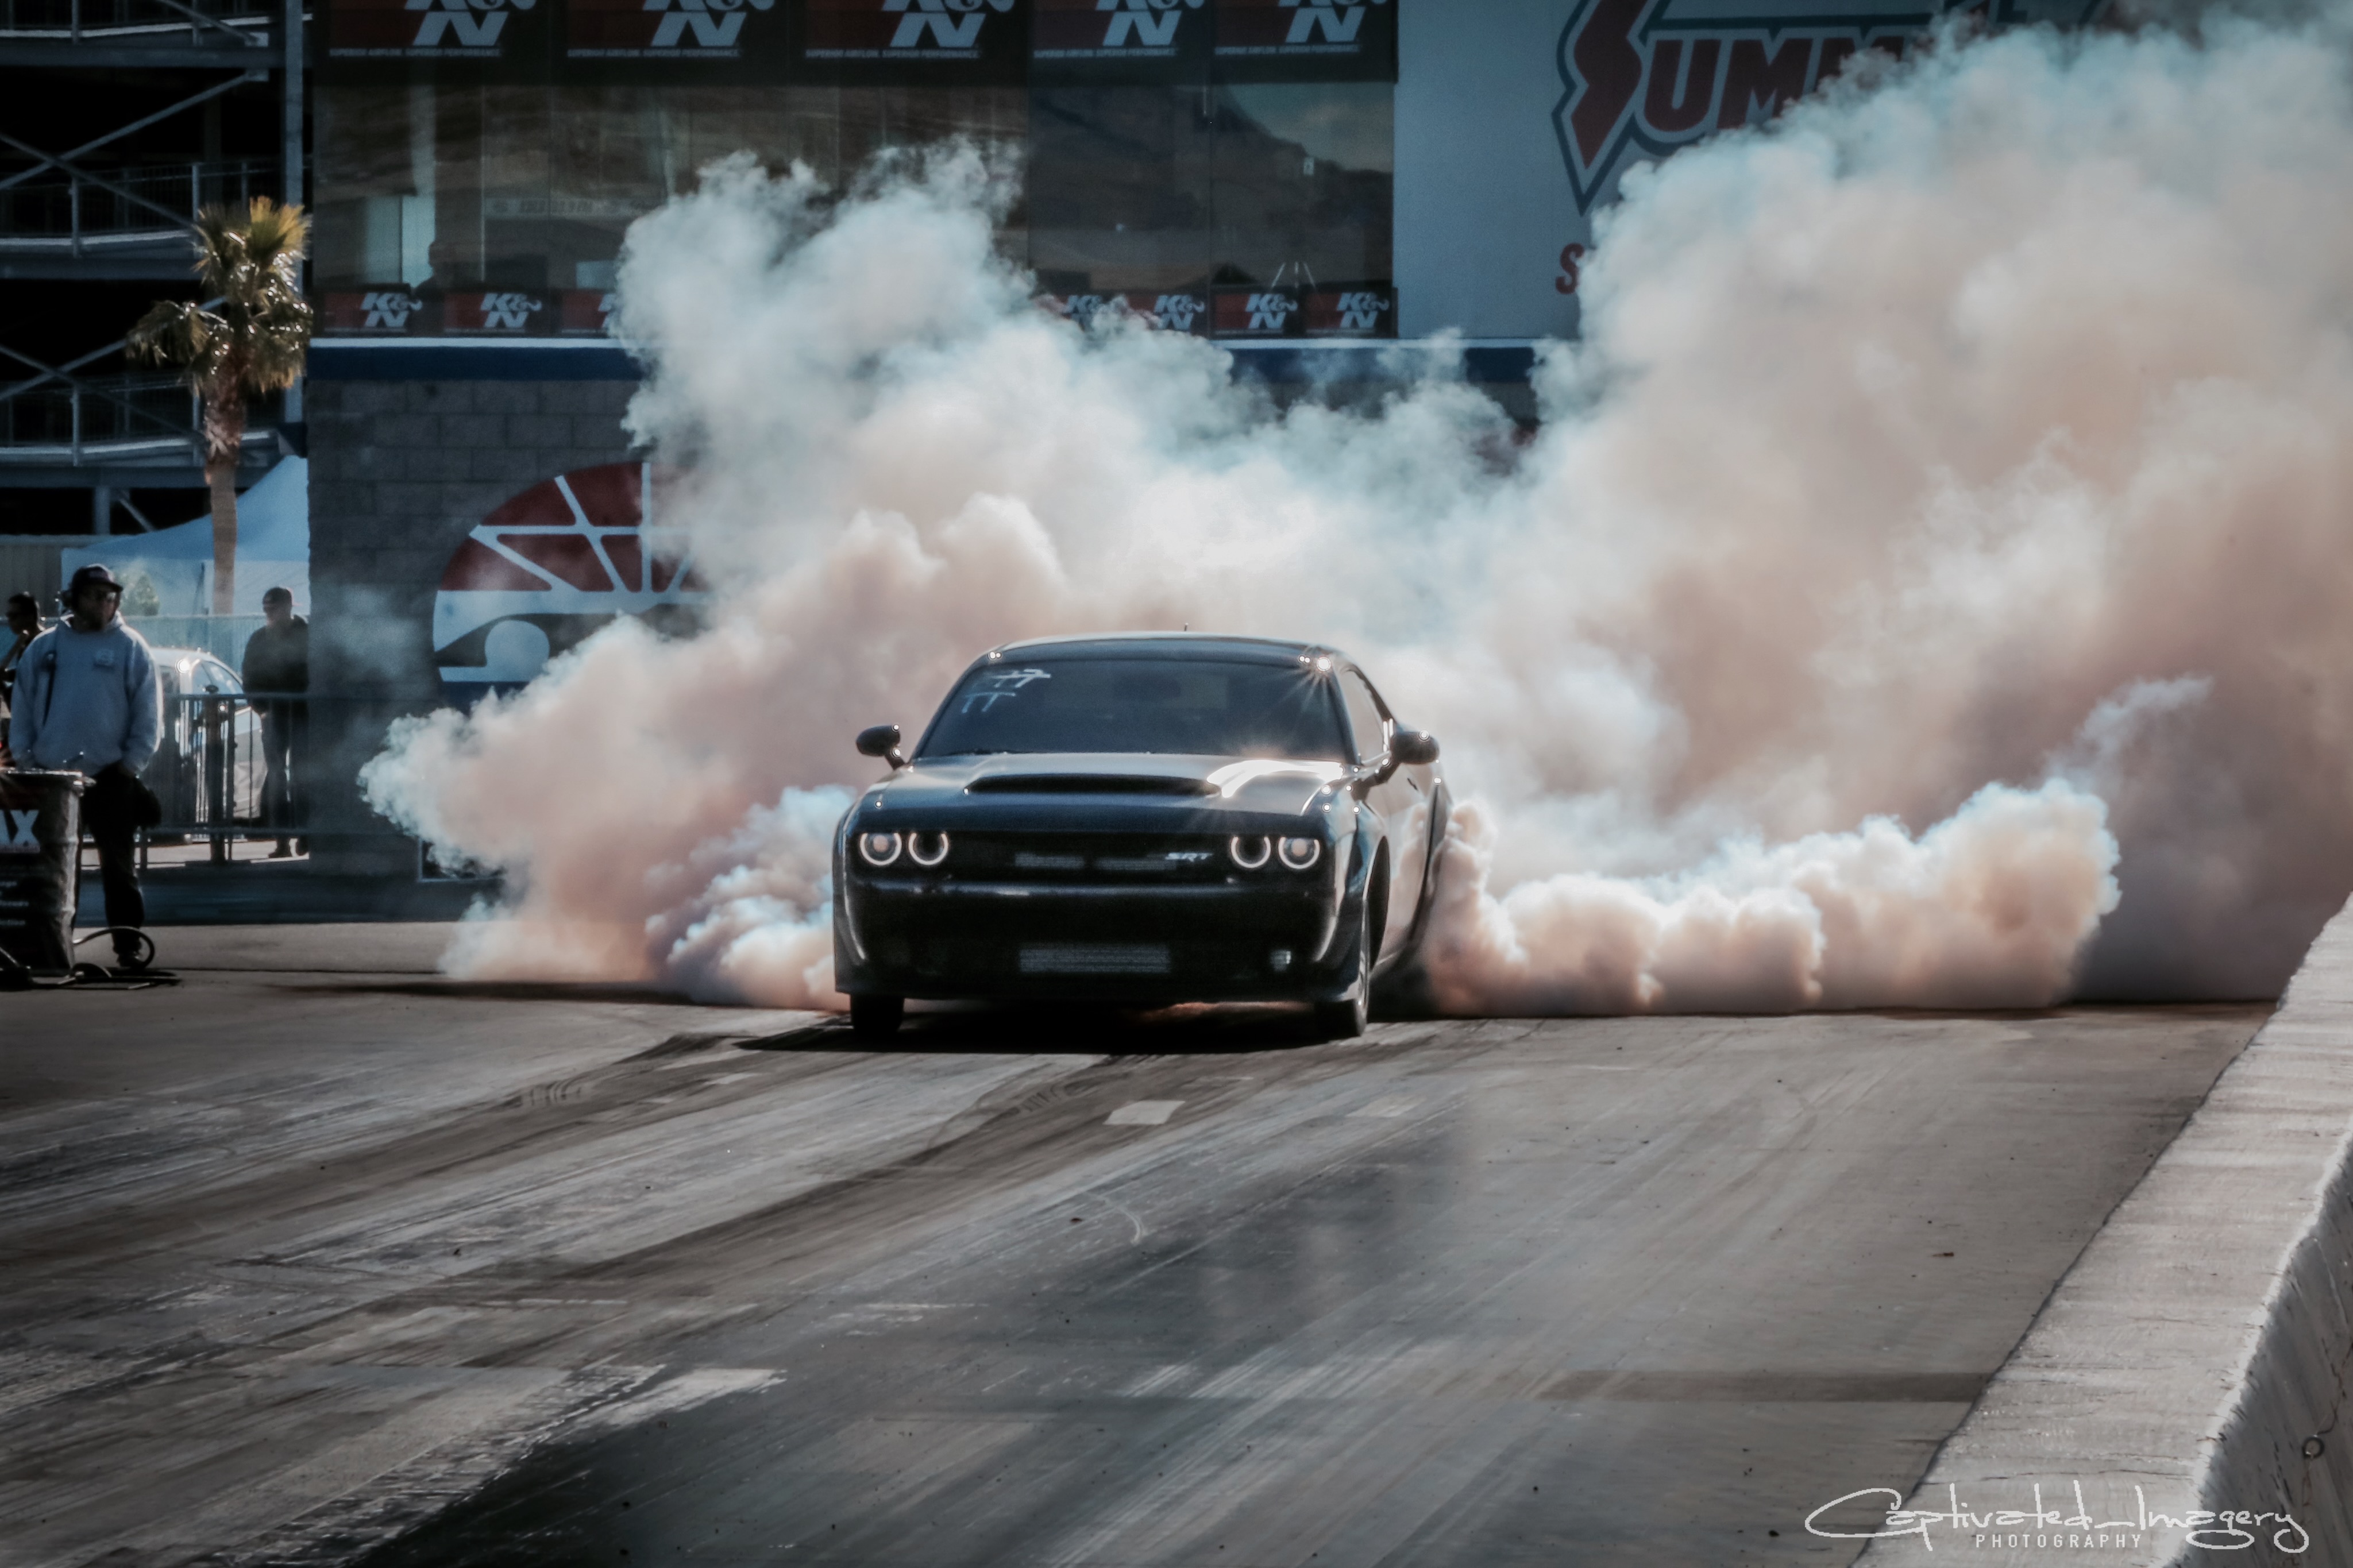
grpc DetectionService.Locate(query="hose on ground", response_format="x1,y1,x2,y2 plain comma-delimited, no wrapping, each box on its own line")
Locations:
0,928,166,988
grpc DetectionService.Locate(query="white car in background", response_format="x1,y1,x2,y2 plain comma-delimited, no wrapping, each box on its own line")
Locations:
142,646,260,835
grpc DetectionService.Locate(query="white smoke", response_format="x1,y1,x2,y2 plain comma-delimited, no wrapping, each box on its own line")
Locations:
365,1,2353,1011
1425,780,2119,1014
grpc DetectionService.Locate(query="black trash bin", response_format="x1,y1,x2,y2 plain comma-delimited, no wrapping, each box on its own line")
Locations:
0,770,84,975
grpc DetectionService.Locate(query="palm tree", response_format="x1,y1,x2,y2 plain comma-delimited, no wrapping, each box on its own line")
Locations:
129,198,313,616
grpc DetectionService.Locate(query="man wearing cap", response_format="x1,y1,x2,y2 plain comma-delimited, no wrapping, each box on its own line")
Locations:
5,565,161,967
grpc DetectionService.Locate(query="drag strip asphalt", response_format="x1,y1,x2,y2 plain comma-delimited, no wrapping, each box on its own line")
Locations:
0,956,2265,1566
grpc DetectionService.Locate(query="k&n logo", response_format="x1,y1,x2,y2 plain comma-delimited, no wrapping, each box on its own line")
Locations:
406,0,536,49
361,291,415,329
645,0,773,49
2,810,38,853
882,0,1016,50
1152,293,1203,331
1334,290,1386,330
1044,292,1205,333
1279,0,1386,46
479,293,542,329
1097,0,1203,49
1247,292,1296,331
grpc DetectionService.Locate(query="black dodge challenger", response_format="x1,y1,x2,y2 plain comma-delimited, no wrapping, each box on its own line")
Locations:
833,634,1448,1039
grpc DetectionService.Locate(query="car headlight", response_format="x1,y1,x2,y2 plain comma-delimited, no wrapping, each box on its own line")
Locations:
1278,836,1322,870
908,831,950,867
858,830,903,867
1229,835,1272,869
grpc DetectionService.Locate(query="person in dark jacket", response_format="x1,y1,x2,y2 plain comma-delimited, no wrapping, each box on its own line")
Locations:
0,590,43,747
241,586,308,858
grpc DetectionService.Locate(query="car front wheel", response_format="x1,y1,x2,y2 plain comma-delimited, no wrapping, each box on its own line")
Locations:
850,994,904,1040
1312,902,1371,1041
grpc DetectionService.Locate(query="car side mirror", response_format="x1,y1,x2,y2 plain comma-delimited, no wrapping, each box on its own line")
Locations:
1392,729,1440,766
857,724,908,770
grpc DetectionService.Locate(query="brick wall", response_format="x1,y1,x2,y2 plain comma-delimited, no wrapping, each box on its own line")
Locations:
304,376,637,873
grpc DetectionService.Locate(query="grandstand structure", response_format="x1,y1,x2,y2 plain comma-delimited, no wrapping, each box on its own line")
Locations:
1,0,304,541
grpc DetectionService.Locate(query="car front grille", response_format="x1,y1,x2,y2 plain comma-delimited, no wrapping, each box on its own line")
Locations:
929,833,1236,883
1018,943,1173,975
883,933,1305,990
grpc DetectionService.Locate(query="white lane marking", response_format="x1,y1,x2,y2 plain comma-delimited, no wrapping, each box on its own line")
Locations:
1124,1363,1192,1396
1107,1100,1183,1126
1351,1095,1419,1118
564,1368,783,1436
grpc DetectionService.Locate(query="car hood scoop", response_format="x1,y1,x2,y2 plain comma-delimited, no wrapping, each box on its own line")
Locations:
964,774,1218,797
884,754,1348,814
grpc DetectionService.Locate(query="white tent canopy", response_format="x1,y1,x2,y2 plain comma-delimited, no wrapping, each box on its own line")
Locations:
61,456,310,617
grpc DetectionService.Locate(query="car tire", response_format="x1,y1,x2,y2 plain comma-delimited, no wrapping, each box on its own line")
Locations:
1312,903,1371,1041
850,994,904,1040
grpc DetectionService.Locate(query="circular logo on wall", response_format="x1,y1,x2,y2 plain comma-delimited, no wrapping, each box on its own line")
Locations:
433,462,709,700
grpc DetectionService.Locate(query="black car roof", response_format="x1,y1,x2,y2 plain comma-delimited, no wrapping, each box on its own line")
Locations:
987,632,1348,667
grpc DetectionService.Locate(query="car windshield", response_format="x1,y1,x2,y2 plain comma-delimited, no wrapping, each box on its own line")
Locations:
918,657,1349,760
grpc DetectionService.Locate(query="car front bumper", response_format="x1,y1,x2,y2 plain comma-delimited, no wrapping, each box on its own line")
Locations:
834,874,1359,1003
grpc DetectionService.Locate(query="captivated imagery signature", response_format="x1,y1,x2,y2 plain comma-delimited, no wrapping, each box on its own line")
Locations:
1805,1482,2309,1553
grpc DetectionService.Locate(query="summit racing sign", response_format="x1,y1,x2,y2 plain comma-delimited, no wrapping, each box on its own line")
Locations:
1553,0,2107,212
1392,0,2106,339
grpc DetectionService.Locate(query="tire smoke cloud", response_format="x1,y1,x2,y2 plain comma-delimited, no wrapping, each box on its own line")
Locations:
365,2,2353,1011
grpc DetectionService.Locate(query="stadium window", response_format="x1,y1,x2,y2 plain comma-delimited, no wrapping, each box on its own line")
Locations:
1025,86,1216,298
1209,81,1392,291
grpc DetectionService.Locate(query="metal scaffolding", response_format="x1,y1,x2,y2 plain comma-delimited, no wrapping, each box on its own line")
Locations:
1,0,302,519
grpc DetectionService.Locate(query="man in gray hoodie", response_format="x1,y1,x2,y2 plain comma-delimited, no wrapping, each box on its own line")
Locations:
6,564,161,965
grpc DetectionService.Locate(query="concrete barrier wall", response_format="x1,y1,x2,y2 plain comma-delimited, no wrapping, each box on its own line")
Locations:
1857,898,2353,1567
2193,955,2353,1567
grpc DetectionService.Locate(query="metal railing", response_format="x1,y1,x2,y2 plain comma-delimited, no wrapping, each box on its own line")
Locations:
134,690,304,862
0,0,276,45
1,370,195,455
0,158,276,252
